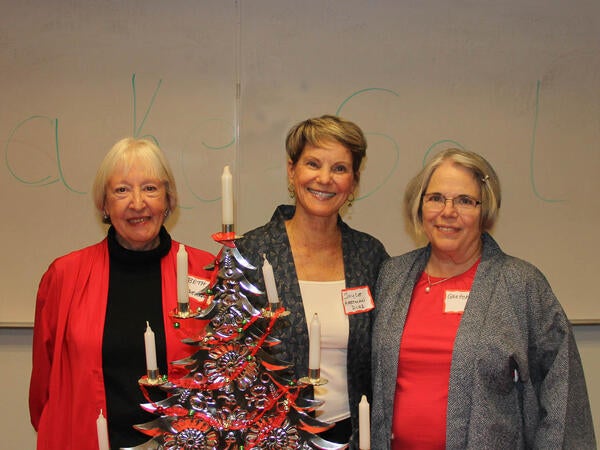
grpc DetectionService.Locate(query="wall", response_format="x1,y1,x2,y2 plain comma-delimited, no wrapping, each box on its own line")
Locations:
1,0,600,324
1,0,599,447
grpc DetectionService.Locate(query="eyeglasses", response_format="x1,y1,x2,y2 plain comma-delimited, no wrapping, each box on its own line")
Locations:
422,193,481,212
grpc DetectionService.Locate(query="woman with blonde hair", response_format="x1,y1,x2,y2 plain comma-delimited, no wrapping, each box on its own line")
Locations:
30,137,215,449
237,115,388,448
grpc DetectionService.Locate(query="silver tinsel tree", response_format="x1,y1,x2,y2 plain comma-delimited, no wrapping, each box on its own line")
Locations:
127,237,346,450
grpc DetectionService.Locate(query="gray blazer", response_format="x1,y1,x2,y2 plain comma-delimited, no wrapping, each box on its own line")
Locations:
371,233,595,449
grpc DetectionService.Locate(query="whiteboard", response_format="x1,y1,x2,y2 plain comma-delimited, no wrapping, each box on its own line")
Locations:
1,0,599,324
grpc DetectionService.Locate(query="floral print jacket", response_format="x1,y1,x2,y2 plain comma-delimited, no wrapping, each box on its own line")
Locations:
236,204,388,448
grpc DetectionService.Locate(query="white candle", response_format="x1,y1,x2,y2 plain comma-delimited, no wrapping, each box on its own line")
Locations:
177,243,189,304
308,313,321,371
144,321,158,371
96,409,109,450
359,395,370,450
262,254,279,307
221,165,234,226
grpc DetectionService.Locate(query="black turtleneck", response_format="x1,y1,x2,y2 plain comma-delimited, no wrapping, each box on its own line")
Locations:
102,226,171,449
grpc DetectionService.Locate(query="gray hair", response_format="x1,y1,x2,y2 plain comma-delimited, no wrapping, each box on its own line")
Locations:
92,137,178,223
404,148,501,238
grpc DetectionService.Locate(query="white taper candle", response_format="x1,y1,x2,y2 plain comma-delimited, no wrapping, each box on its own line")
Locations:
262,254,279,307
96,409,109,450
359,394,370,449
177,243,189,304
144,321,158,371
308,313,321,371
221,165,234,226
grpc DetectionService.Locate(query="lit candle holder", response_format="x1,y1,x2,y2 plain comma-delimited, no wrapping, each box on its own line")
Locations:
144,321,159,381
359,395,371,450
300,313,326,385
262,254,280,310
96,409,109,450
177,243,189,316
308,313,321,378
221,165,234,233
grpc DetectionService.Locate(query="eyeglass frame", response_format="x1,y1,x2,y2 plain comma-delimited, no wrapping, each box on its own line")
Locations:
421,192,482,212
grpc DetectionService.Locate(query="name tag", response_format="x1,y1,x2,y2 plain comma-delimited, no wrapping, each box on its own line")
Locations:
342,286,375,315
189,276,210,302
444,290,469,313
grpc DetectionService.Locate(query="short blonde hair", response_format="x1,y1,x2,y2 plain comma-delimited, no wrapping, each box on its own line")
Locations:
92,138,178,223
285,115,367,182
404,148,501,238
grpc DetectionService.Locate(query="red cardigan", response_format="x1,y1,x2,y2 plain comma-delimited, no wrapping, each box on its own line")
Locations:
29,238,215,450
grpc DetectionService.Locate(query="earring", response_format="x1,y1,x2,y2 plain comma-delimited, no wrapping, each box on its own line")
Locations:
288,183,295,199
164,209,170,217
103,211,109,220
347,193,355,208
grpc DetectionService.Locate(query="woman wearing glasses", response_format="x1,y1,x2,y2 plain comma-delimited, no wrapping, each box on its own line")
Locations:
371,148,595,449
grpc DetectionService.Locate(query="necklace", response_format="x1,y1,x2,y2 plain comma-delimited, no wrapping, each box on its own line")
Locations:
425,272,453,293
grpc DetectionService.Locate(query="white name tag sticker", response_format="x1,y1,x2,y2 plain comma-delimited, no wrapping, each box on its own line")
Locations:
189,276,211,302
444,290,469,313
342,286,375,315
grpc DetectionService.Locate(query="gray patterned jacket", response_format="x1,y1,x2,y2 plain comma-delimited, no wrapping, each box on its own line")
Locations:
371,232,595,449
236,205,389,448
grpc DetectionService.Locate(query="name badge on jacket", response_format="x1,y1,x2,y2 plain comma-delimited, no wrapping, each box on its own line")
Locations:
342,286,375,315
444,290,469,313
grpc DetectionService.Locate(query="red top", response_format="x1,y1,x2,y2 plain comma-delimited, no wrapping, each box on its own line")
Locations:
392,260,479,449
29,239,215,450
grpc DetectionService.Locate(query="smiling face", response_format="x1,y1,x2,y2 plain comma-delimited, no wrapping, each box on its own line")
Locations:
103,161,169,251
288,140,356,222
422,159,483,264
